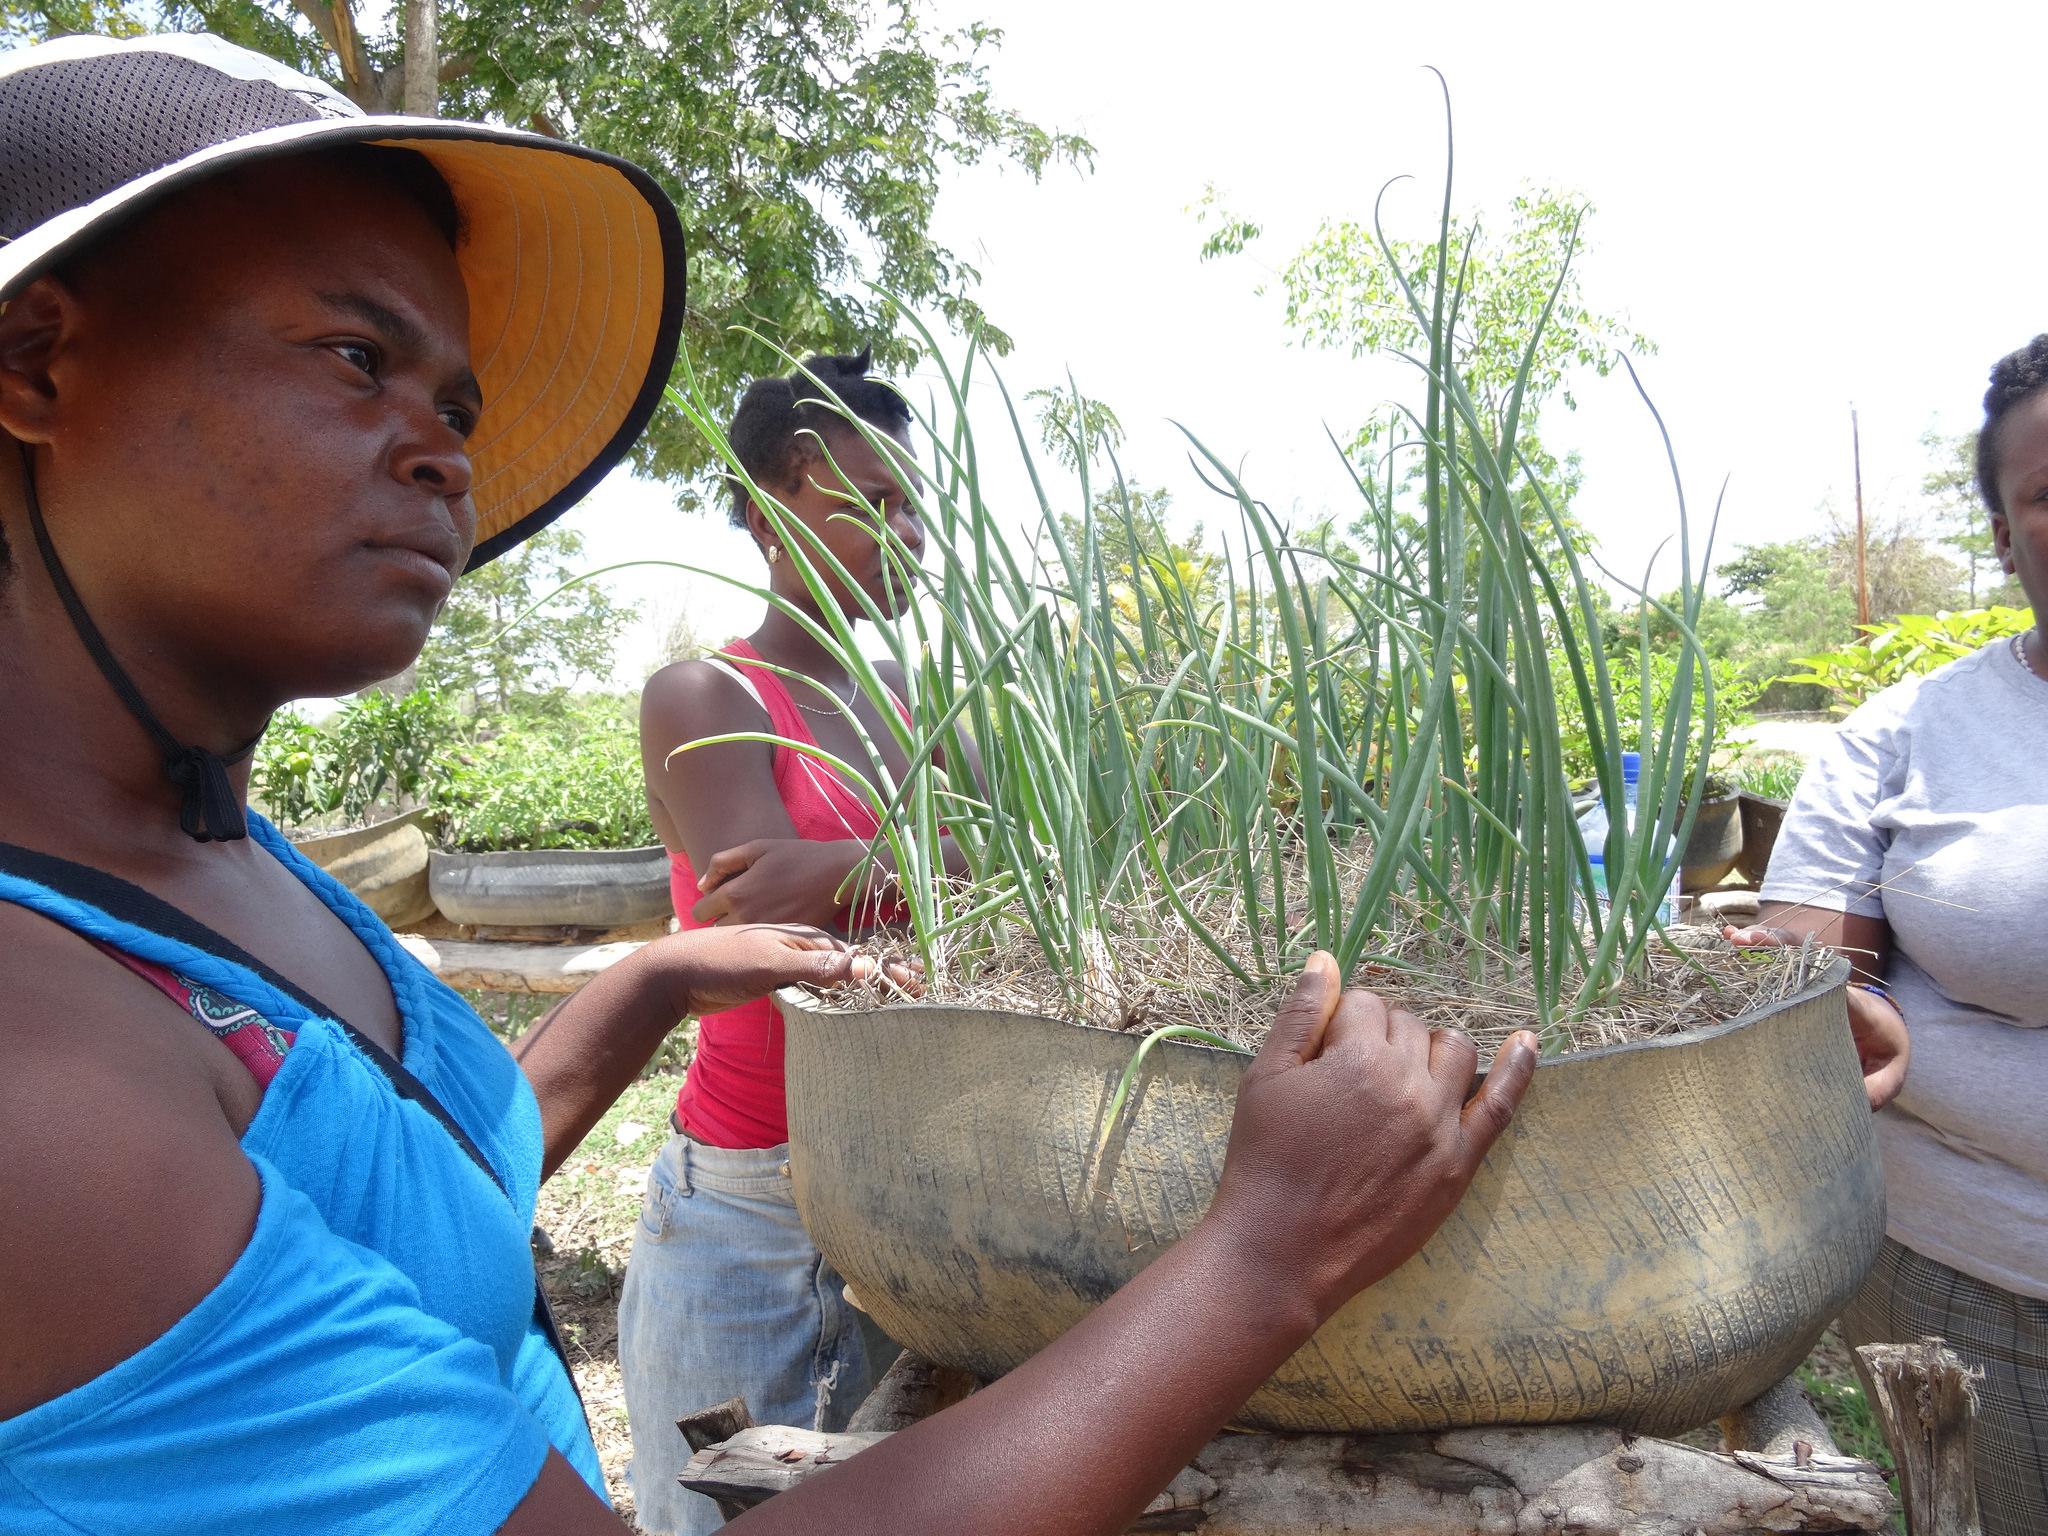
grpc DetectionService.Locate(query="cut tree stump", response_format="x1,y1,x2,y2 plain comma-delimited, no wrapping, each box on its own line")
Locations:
1851,1338,1982,1536
674,1396,756,1525
844,1350,978,1433
680,1415,1895,1533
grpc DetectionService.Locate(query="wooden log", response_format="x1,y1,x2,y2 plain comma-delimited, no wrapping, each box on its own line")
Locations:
675,1396,757,1525
392,934,646,994
1852,1338,1982,1536
845,1350,979,1433
1719,1372,1838,1459
679,1420,1896,1533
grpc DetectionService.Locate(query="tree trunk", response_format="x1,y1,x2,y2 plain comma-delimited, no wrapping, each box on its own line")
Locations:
680,1420,1897,1534
400,0,439,117
1851,1339,1982,1536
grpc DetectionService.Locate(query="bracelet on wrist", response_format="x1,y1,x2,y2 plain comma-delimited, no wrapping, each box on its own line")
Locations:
1849,979,1898,1012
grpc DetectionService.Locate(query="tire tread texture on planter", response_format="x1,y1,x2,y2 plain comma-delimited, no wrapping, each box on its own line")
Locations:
296,813,437,930
778,958,1881,1437
428,846,673,929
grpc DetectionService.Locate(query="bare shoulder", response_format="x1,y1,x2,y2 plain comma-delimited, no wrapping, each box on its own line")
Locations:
873,656,911,697
0,904,258,1418
641,656,772,748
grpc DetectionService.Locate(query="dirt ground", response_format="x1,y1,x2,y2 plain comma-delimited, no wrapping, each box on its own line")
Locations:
536,1070,1899,1532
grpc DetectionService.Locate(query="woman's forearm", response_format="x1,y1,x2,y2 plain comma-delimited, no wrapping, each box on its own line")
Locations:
728,1217,1317,1536
727,966,1538,1536
512,945,690,1181
1755,902,1892,983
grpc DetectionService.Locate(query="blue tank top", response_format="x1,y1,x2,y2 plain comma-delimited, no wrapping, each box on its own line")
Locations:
0,815,604,1533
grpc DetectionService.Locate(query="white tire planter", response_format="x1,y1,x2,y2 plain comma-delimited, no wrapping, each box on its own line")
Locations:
294,809,437,929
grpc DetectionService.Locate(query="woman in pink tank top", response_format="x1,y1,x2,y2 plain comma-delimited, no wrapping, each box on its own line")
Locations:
660,635,914,1148
621,350,973,1534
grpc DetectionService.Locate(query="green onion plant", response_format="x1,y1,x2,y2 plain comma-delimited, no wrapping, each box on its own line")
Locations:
641,132,1721,1051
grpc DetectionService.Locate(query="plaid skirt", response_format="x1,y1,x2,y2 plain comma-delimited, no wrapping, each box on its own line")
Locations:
1838,1238,2048,1536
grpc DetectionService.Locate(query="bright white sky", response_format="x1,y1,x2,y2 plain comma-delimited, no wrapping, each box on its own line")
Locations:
556,0,2048,689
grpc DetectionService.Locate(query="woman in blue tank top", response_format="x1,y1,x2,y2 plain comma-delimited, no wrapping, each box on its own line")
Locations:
0,33,1534,1536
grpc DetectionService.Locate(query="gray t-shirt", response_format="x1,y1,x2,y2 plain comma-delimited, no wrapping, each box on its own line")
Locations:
1762,639,2048,1299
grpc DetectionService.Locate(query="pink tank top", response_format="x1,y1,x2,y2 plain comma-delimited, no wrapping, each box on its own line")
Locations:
670,640,909,1148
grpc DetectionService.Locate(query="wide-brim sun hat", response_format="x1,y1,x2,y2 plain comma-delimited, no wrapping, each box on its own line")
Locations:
0,31,684,570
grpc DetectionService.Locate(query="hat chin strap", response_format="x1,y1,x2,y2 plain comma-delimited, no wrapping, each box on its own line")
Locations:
18,443,260,842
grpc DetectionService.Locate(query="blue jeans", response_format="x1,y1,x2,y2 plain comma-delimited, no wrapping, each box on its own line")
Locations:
618,1132,891,1534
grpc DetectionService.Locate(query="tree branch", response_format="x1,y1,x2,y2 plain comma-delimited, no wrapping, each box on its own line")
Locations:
288,0,343,60
318,0,378,110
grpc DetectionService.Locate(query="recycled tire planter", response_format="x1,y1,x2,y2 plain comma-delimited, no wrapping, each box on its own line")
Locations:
1678,793,1744,892
778,956,1881,1438
427,845,673,929
294,809,437,929
1736,793,1789,887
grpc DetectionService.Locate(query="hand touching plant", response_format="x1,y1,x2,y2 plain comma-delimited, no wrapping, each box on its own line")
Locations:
1206,952,1539,1320
666,920,916,1016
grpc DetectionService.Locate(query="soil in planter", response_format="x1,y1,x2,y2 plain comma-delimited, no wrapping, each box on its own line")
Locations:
821,849,1823,1056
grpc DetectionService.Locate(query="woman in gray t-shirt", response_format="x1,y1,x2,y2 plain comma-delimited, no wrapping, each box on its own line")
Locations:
1740,336,2048,1535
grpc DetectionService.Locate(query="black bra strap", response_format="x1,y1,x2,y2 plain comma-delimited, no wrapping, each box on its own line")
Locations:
0,839,585,1410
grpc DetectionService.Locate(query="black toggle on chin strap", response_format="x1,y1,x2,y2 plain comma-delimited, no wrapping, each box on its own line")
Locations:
18,444,261,842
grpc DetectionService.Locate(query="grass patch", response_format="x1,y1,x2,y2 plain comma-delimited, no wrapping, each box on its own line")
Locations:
1803,1330,1903,1532
534,1068,687,1523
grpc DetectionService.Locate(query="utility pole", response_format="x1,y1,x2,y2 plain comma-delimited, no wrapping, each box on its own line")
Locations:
1852,406,1871,631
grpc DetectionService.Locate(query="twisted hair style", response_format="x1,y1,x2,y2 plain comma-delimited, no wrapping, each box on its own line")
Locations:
725,347,911,527
1975,334,2048,516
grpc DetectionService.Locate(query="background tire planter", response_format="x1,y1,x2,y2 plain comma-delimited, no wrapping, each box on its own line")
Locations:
778,957,1881,1438
1736,793,1790,887
427,845,673,929
1678,793,1744,891
294,808,437,929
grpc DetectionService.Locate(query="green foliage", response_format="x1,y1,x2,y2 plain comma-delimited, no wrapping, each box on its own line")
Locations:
1784,605,2035,712
0,0,1089,492
0,0,140,42
1551,647,1758,789
1027,386,1126,473
1054,482,1214,619
418,527,636,711
1200,184,1652,456
1919,427,2022,608
1200,184,1638,582
1799,1349,1903,1533
1732,753,1806,802
251,688,457,831
665,128,1727,1044
437,696,655,852
1716,516,1967,712
253,686,657,850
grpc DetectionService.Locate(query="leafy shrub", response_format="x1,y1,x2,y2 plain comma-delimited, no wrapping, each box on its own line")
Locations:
1733,753,1807,802
1552,647,1759,789
253,689,457,832
1783,605,2034,712
437,697,656,852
